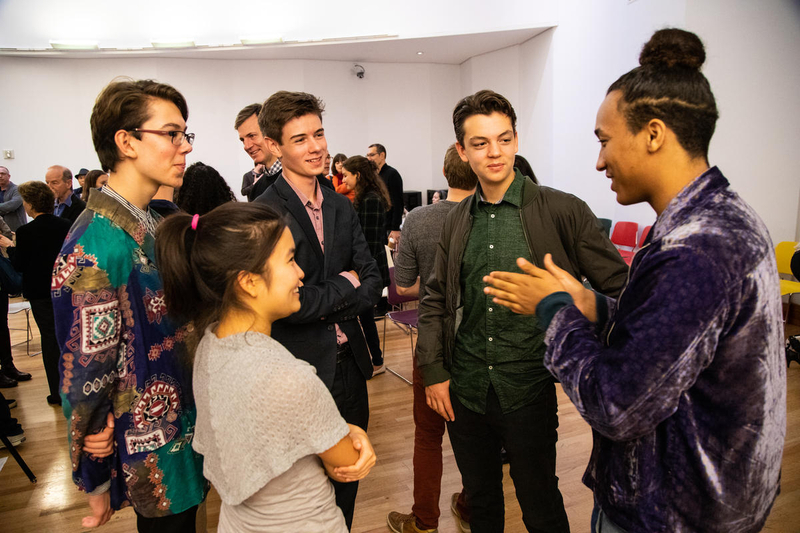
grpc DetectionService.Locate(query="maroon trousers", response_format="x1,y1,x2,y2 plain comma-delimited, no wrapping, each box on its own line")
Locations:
412,359,470,529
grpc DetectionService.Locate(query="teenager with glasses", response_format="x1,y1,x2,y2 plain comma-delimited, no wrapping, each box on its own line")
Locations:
52,78,207,532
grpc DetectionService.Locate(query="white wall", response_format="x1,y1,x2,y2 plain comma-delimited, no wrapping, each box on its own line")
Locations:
0,56,460,200
459,0,800,243
686,0,800,243
1,0,798,242
547,0,686,230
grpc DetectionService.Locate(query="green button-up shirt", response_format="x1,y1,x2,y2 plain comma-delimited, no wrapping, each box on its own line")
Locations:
451,169,552,414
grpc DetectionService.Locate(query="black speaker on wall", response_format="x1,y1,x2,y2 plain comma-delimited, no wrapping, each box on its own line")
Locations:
403,190,422,211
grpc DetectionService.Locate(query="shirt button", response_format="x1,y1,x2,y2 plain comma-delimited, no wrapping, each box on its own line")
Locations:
490,214,496,219
488,307,493,312
489,244,494,249
488,337,493,342
488,365,493,370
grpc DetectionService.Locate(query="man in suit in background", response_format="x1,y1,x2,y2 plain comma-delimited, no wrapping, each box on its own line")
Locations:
367,143,404,245
235,103,282,201
255,90,380,530
46,165,85,224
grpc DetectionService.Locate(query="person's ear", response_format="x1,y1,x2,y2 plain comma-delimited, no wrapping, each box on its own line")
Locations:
645,119,667,153
265,137,283,159
236,271,261,299
455,142,469,163
115,130,137,160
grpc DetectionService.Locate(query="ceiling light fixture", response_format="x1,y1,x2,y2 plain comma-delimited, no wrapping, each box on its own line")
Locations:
151,39,196,49
417,51,424,55
49,40,99,51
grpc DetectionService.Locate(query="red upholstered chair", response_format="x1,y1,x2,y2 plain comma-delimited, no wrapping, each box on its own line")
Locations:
611,221,639,265
639,225,652,248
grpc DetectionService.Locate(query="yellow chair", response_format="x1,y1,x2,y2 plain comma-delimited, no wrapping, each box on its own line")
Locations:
776,241,800,321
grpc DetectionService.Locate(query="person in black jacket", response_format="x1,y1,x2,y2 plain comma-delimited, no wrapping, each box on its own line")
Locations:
255,90,380,530
235,103,284,201
367,144,404,244
1,181,71,404
45,165,85,224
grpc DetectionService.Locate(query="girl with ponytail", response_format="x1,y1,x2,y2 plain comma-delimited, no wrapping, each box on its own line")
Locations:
155,203,375,532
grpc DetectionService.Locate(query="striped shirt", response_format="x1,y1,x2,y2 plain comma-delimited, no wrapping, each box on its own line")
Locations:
101,185,159,236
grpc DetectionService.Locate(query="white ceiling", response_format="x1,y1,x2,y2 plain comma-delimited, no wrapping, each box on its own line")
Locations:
0,27,550,65
0,0,557,64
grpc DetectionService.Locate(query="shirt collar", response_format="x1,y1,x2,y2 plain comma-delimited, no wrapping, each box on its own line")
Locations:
285,175,323,210
266,159,282,176
475,168,525,209
56,191,74,207
101,185,158,236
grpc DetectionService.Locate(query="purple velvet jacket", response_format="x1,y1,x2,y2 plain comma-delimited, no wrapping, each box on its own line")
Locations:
544,167,786,532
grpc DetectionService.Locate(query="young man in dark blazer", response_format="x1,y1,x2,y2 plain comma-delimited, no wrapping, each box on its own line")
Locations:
254,90,380,530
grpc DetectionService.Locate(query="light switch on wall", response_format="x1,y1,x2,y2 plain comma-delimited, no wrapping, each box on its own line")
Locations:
2,150,14,159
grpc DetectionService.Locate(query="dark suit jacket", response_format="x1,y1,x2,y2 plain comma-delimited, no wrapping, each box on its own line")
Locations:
379,163,404,232
247,170,280,202
8,214,72,300
59,192,86,224
255,176,382,387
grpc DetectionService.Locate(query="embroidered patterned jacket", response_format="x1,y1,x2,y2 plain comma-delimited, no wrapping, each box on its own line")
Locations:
544,167,786,532
52,191,206,517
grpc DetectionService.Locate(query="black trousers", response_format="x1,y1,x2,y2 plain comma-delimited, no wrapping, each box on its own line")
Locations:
447,382,570,533
358,309,383,366
0,290,14,370
329,342,370,530
29,298,60,398
135,504,198,533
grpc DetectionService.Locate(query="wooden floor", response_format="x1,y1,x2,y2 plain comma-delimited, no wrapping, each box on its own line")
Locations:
0,301,798,532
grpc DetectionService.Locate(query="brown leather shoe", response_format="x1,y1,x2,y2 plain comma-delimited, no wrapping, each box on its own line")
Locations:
0,372,18,388
387,512,438,533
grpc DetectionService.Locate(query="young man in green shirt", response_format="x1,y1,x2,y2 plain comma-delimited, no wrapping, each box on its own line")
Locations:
416,90,627,532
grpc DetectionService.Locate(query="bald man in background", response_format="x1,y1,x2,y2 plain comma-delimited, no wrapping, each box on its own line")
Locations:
46,165,85,224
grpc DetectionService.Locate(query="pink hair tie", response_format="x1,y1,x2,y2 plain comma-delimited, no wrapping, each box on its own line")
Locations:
191,214,200,230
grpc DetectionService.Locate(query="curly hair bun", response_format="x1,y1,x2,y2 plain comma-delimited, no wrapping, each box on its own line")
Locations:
639,28,705,70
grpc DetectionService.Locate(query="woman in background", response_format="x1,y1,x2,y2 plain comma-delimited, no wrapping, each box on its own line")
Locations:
175,161,236,215
81,170,108,201
342,155,391,375
1,181,71,403
156,203,375,532
331,153,354,202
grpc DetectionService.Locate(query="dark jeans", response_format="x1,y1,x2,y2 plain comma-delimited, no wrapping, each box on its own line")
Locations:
359,309,383,366
591,501,627,533
29,298,60,398
447,382,569,533
329,343,370,530
0,290,14,370
135,504,198,533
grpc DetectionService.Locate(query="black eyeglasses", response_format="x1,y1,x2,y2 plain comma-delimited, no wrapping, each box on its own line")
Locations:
130,129,196,146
